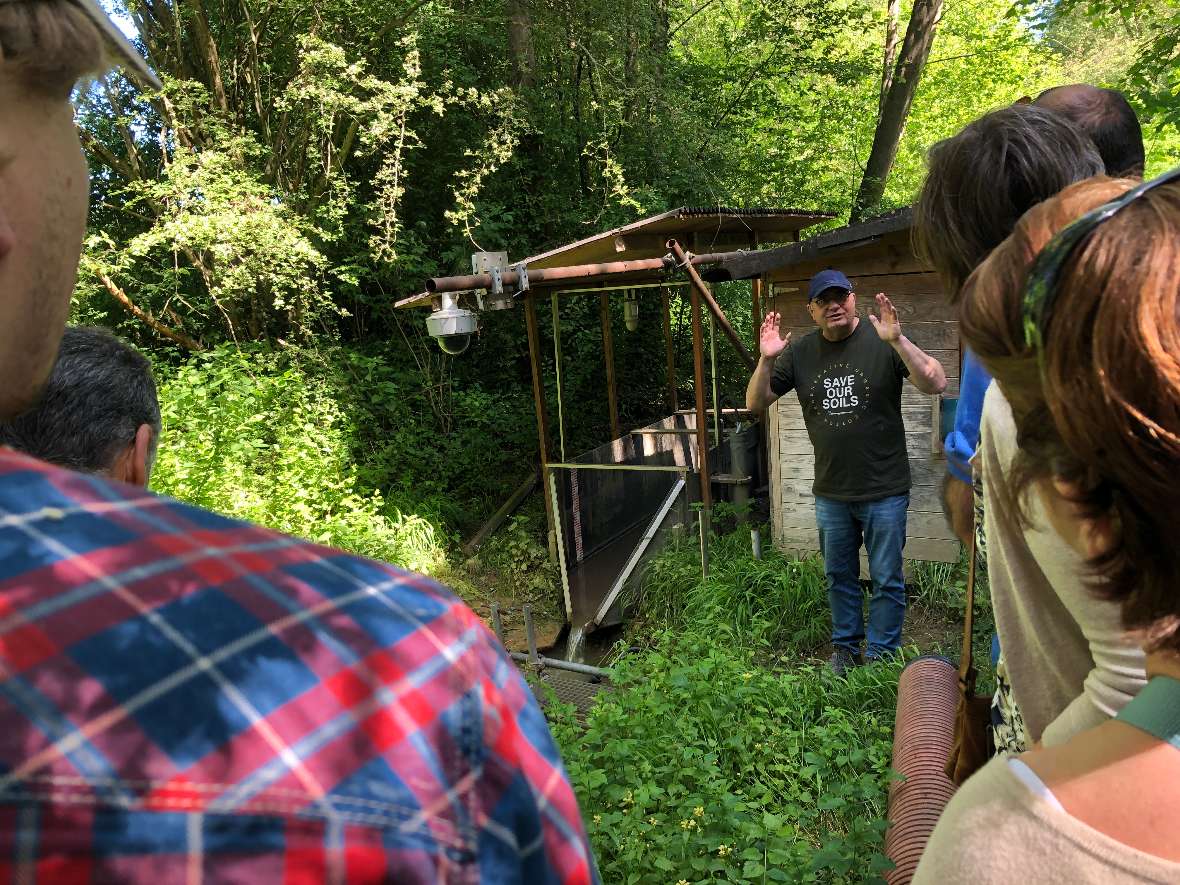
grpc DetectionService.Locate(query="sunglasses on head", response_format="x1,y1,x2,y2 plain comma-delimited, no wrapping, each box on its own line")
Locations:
1022,165,1180,360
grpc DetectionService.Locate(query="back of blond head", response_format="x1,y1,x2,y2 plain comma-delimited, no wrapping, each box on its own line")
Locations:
0,0,104,95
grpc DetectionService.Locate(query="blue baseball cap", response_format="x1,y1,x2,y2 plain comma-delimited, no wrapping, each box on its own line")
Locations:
807,269,854,302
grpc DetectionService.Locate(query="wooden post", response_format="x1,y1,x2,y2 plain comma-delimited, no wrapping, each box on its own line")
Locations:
661,286,678,413
600,292,621,440
525,293,557,556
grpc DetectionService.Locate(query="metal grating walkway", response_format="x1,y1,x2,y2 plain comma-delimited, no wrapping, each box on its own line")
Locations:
529,671,611,724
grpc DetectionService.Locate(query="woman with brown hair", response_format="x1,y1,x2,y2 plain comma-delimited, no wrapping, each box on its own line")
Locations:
913,103,1145,757
914,171,1180,882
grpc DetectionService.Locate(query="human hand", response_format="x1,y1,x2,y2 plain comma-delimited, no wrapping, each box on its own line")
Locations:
759,312,791,359
868,293,901,343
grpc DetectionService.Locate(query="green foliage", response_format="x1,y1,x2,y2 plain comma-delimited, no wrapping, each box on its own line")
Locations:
910,547,997,692
550,630,900,884
148,340,551,562
151,344,452,573
1025,0,1180,135
633,523,830,653
475,513,561,602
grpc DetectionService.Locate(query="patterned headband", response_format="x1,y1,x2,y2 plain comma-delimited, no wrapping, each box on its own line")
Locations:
1022,165,1180,357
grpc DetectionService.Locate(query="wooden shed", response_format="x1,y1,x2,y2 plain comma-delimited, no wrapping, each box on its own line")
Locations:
758,209,961,564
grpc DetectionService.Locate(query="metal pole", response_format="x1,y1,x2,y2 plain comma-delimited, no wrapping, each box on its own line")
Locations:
508,651,610,678
709,313,720,448
552,281,689,296
525,294,557,558
661,286,678,413
551,294,567,462
750,231,762,350
425,252,734,295
673,239,712,518
600,292,621,441
549,469,574,622
699,507,710,580
751,528,762,560
524,604,540,664
666,239,757,372
491,602,505,645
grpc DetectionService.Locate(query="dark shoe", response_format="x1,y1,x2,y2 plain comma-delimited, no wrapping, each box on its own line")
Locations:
828,647,862,677
864,649,900,666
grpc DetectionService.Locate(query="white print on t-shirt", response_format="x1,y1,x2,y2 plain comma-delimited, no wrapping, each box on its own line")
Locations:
808,362,871,428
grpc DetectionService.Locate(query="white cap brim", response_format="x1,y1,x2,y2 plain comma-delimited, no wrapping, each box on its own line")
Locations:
70,0,162,90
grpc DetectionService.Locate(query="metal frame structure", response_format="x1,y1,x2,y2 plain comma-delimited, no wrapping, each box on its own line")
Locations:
400,207,833,634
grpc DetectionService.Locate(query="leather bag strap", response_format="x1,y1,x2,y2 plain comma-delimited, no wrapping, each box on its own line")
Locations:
959,519,979,688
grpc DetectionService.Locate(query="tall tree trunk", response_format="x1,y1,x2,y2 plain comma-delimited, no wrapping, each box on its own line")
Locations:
507,0,535,90
851,0,944,224
187,0,230,114
879,0,901,119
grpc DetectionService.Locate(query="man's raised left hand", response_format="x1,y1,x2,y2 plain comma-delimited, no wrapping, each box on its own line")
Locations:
868,293,902,343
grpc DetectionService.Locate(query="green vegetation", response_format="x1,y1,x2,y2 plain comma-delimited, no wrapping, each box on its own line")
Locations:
76,0,1179,579
551,631,901,884
548,524,977,884
64,2,1178,880
631,527,831,653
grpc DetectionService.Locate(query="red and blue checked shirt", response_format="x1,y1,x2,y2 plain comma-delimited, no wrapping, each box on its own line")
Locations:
0,450,597,884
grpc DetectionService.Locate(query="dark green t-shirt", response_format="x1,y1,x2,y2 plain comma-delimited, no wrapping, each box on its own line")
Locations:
769,320,911,501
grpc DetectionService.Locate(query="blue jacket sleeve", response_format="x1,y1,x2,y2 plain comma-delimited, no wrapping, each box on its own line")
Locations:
943,349,992,485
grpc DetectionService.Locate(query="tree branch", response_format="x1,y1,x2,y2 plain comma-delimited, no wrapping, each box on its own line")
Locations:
96,269,205,351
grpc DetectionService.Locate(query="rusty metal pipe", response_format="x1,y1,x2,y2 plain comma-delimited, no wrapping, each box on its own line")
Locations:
424,252,736,295
883,655,961,884
427,256,667,294
667,240,757,372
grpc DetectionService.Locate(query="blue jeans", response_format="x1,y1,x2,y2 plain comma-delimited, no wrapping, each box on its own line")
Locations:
815,493,908,659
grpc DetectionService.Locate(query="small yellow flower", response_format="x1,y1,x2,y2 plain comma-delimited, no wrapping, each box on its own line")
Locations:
742,672,754,679
718,844,732,857
676,880,690,885
648,816,658,825
623,789,634,805
593,814,602,824
693,806,705,818
680,819,692,829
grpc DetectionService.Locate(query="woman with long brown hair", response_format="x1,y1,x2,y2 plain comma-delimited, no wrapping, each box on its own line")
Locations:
913,102,1145,757
914,172,1180,882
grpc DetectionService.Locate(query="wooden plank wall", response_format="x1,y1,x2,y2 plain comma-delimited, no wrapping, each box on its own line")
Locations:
764,229,961,564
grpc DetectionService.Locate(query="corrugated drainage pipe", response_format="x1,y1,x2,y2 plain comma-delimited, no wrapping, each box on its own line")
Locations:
883,655,961,883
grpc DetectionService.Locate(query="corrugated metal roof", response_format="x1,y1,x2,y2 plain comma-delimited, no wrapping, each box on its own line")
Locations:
517,205,835,270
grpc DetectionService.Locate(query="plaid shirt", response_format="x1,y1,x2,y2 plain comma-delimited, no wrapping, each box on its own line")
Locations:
0,450,596,884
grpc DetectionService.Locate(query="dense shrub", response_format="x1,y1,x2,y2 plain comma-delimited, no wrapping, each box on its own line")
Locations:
551,631,898,884
152,345,451,573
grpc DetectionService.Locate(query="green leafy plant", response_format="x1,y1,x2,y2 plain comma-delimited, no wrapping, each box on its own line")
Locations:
151,344,451,575
550,630,899,884
631,523,830,654
477,513,560,602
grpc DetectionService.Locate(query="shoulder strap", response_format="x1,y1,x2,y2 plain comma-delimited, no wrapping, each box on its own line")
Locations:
1116,676,1180,751
959,524,979,689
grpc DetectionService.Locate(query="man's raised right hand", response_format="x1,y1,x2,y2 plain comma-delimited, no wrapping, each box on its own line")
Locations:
759,312,791,360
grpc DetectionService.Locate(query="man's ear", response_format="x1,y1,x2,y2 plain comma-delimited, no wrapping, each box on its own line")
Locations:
112,424,154,487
